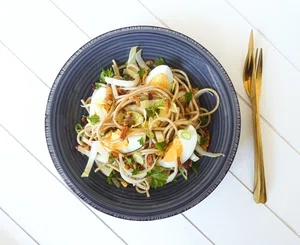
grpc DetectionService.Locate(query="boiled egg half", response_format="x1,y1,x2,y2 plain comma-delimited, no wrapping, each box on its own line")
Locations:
89,85,113,121
145,65,173,91
157,125,198,168
102,130,146,154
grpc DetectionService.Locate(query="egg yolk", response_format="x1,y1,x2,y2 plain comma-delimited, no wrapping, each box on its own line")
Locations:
149,73,169,89
103,130,128,150
163,137,183,162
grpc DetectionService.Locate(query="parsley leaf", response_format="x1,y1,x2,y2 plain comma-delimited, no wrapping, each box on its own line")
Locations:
199,116,208,125
200,137,207,146
106,172,121,185
95,82,102,89
106,172,114,185
109,156,116,163
185,92,193,103
191,162,199,176
125,156,134,164
147,168,167,188
138,137,145,146
138,68,146,77
145,99,166,119
155,141,166,151
132,169,139,175
75,124,83,133
87,113,100,125
100,67,114,83
172,178,178,184
154,57,165,66
145,107,160,118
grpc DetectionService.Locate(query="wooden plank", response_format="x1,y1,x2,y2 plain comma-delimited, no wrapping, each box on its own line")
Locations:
0,209,37,245
184,173,300,245
0,0,89,87
225,0,300,70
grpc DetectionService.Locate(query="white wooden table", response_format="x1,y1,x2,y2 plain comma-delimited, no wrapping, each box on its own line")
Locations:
1,0,300,244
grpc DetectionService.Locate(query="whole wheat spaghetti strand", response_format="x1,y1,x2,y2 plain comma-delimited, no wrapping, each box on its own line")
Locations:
112,59,120,76
172,69,193,89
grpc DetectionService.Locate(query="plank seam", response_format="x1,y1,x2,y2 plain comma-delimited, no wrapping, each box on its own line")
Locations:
48,0,91,40
0,206,40,245
181,214,216,245
0,40,50,89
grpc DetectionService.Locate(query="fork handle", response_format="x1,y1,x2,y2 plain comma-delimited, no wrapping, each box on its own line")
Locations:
251,104,267,203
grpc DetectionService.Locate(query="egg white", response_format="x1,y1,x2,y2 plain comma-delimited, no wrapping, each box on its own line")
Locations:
89,86,109,119
119,133,146,154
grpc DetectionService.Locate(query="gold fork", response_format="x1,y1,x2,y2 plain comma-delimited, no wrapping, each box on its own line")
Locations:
243,30,267,203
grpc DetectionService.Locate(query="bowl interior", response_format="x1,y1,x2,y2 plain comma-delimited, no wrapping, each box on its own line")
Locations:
46,26,240,220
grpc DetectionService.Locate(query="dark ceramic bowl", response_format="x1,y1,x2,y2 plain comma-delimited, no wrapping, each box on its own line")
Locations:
45,26,240,220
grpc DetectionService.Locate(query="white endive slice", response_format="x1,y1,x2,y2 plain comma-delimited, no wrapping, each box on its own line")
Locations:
81,141,98,177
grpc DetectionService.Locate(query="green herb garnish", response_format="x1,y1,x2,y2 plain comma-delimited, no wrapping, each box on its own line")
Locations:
138,68,146,77
155,141,166,151
106,172,121,185
106,172,116,185
95,82,102,89
75,124,83,133
100,67,114,83
145,107,160,118
147,168,167,188
185,92,193,103
200,137,207,145
138,137,145,146
125,156,134,164
172,178,178,184
107,173,113,185
109,156,116,163
132,169,139,175
154,57,165,66
191,162,199,176
87,113,100,125
199,116,209,125
145,98,166,119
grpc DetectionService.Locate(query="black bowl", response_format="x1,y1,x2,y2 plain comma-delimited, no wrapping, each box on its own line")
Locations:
45,26,240,220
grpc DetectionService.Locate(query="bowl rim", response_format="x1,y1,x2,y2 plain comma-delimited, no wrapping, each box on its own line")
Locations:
45,25,241,220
